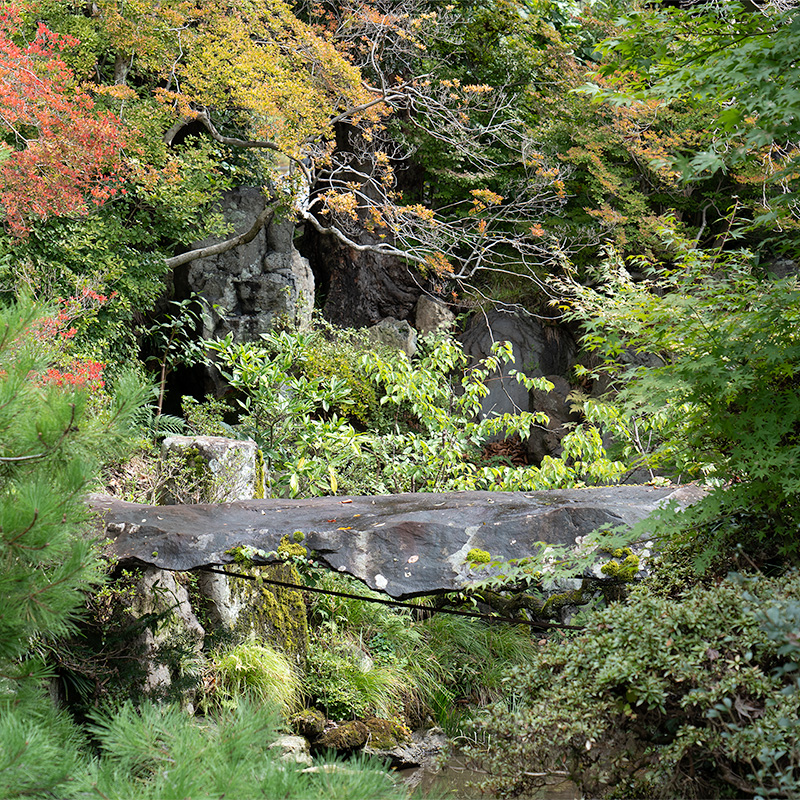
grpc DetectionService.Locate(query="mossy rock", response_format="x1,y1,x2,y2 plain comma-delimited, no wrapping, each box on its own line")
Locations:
466,547,491,564
541,586,586,617
229,562,309,663
290,708,327,739
316,720,369,751
363,717,411,750
277,534,308,559
601,553,640,580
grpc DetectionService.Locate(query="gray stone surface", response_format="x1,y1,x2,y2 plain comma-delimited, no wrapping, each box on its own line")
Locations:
415,296,455,335
365,725,448,769
89,485,702,600
301,227,422,327
269,734,313,766
182,186,313,343
129,567,204,702
527,375,581,463
368,316,418,358
460,311,576,427
161,435,260,503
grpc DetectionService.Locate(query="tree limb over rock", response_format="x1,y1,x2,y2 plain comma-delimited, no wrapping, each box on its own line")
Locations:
164,196,276,270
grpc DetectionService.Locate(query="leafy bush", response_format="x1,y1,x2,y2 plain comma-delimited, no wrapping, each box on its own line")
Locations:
304,633,409,721
474,571,800,799
306,571,539,731
562,234,800,563
207,322,628,497
0,298,146,796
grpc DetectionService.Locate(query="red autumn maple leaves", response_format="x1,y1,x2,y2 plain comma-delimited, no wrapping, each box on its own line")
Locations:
0,6,125,236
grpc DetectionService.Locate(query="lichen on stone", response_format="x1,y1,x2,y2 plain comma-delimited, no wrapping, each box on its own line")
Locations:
225,544,272,566
254,448,266,499
601,552,640,579
541,586,585,616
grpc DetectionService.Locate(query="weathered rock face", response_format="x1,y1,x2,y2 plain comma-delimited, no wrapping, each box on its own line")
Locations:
129,567,205,705
269,734,313,766
160,435,261,504
154,435,306,660
364,723,448,769
90,485,702,600
526,375,582,463
300,227,423,327
175,187,313,392
414,296,455,336
367,316,418,358
460,311,577,436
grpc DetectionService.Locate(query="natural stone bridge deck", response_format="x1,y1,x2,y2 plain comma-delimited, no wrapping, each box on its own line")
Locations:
89,485,702,599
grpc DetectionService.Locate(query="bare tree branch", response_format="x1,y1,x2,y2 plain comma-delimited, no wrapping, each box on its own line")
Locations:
164,198,276,270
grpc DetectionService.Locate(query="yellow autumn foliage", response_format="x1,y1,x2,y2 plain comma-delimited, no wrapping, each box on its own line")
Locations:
181,0,372,156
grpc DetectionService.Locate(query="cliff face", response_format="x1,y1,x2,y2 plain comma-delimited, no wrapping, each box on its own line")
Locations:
299,223,424,327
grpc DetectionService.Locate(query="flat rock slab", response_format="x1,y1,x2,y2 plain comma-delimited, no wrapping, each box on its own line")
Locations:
88,486,701,599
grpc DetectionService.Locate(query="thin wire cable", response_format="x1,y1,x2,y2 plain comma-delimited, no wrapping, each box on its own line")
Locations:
199,567,583,631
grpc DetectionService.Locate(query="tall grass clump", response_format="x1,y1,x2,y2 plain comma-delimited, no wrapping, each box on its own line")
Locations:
306,572,538,729
204,640,301,715
410,614,539,733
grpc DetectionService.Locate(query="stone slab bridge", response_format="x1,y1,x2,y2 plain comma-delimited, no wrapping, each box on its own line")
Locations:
89,485,702,600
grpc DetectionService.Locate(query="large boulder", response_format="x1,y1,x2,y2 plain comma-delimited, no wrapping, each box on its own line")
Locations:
460,311,576,427
155,435,306,659
368,316,418,358
414,296,455,335
128,567,205,705
160,435,261,504
174,187,313,394
526,375,581,464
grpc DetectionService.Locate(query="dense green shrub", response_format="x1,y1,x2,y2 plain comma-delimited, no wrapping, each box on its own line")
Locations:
207,323,628,497
0,301,405,799
474,571,800,799
562,233,800,564
304,634,409,721
0,299,146,796
82,700,401,800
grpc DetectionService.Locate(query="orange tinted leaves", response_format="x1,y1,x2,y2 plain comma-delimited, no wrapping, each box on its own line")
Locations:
0,10,125,235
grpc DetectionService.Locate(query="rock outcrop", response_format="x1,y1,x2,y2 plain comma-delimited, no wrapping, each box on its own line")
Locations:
172,186,313,395
181,187,314,342
300,227,423,327
460,311,578,457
